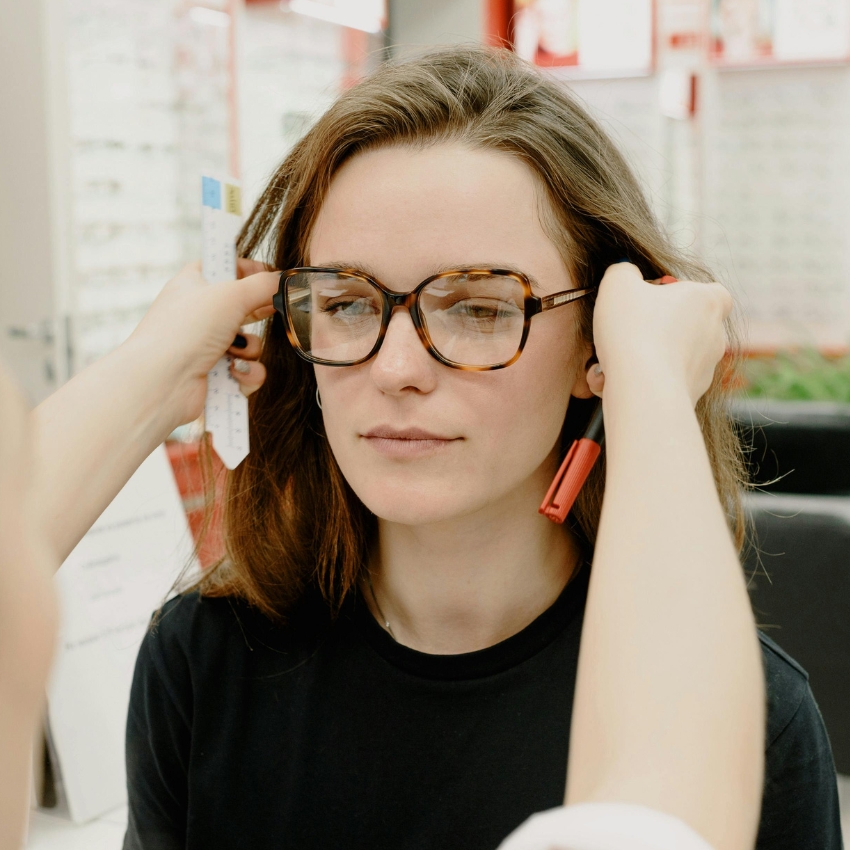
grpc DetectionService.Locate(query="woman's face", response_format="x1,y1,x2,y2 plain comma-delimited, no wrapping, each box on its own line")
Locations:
308,143,592,526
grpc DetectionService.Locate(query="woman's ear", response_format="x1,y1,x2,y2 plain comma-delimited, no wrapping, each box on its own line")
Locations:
570,343,596,400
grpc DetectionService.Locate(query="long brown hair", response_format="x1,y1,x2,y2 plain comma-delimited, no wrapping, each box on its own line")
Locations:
194,45,748,621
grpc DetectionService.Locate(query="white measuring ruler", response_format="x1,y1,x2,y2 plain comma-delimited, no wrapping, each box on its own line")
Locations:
201,174,249,470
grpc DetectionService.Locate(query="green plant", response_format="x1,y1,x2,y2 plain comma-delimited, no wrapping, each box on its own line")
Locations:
741,349,850,402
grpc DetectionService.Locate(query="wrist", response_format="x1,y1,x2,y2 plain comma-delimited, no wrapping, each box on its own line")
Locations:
111,336,188,441
601,354,690,403
601,362,695,438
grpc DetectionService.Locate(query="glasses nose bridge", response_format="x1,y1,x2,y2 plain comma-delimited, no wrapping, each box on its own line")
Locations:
375,287,433,363
383,288,424,331
385,289,419,310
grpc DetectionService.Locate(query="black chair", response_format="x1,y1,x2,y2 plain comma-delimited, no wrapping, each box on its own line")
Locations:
732,399,850,495
744,493,850,774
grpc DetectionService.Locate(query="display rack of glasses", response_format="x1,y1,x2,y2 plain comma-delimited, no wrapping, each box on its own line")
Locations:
700,63,850,351
240,2,383,214
709,0,850,68
538,0,850,352
63,0,383,372
53,0,850,363
65,0,236,372
699,0,850,353
508,0,655,77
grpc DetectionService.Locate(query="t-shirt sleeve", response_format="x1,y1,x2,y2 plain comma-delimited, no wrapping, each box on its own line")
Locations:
756,681,843,850
497,803,716,850
123,616,192,850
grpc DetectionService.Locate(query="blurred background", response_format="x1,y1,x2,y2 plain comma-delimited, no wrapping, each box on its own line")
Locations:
1,0,849,845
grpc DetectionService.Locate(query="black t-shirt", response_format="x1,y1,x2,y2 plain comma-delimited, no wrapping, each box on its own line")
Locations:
123,565,843,850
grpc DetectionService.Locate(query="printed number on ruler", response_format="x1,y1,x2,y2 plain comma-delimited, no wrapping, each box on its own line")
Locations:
201,175,249,470
206,359,249,469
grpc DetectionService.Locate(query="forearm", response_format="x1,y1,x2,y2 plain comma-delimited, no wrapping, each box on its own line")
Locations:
0,609,55,850
0,569,57,850
567,374,764,850
0,456,58,850
0,700,37,850
32,339,181,564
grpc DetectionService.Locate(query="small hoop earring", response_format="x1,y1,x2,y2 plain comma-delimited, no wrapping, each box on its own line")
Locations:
316,387,323,410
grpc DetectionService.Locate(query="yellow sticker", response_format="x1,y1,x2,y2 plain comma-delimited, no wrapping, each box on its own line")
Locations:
224,183,242,216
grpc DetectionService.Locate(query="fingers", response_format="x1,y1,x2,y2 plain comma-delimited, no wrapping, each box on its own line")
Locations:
237,257,274,278
586,363,605,399
706,282,734,321
227,332,263,360
603,261,643,284
227,331,266,397
242,304,276,324
230,358,266,397
632,268,733,323
225,270,280,319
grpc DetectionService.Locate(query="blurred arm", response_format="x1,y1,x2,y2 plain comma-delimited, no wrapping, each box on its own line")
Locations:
32,338,184,563
0,366,58,850
565,375,764,850
32,263,277,564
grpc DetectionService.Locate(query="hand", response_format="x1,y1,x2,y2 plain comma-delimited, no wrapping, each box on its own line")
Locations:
125,260,279,429
586,263,732,406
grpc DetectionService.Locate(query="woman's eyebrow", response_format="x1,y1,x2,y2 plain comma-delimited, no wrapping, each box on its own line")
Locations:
314,260,384,279
433,262,545,293
314,260,544,293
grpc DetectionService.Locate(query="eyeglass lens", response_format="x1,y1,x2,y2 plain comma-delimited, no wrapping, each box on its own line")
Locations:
285,271,527,367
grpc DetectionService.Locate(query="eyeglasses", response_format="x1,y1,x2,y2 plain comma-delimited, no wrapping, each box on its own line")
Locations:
273,267,595,371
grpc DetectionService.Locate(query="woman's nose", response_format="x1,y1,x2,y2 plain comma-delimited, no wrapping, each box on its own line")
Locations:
369,307,438,396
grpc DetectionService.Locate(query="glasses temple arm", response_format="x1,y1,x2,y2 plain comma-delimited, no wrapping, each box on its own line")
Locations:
539,287,595,311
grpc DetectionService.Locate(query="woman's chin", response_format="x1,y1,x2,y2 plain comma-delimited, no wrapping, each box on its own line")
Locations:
365,499,471,527
353,481,490,527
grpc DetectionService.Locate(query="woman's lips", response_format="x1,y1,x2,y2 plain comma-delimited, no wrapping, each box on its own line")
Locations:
361,427,460,459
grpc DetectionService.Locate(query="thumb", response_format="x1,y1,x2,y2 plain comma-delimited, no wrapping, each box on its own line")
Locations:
586,363,605,398
226,271,280,318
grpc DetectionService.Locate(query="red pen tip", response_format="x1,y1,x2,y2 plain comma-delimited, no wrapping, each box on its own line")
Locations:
539,438,602,524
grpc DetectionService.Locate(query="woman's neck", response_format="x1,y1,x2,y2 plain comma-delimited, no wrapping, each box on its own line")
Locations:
364,473,583,655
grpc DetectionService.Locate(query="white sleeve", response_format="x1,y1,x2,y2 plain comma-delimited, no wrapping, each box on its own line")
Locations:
496,803,717,850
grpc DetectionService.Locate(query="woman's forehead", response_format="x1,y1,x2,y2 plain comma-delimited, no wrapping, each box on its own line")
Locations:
308,143,570,293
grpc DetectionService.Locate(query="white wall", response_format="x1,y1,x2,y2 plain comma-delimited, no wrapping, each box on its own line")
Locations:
0,0,70,401
388,0,483,56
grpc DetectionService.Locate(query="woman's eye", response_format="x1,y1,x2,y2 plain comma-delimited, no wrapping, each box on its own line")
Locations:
322,298,377,318
448,299,521,321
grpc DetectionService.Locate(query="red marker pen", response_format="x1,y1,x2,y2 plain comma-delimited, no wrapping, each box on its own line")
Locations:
539,268,679,524
539,402,604,524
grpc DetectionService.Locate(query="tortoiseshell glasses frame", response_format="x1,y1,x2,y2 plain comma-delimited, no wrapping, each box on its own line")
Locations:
273,266,596,371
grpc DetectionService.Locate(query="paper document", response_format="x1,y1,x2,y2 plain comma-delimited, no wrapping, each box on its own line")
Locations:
47,447,197,823
201,174,249,469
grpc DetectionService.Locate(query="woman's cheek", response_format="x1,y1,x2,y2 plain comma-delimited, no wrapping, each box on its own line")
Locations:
315,348,574,523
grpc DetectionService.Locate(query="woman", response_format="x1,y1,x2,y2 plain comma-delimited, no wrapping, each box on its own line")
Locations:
0,179,758,850
0,262,759,850
124,47,841,850
0,262,753,850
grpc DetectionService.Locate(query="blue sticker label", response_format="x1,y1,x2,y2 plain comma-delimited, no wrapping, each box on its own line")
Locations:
202,176,221,209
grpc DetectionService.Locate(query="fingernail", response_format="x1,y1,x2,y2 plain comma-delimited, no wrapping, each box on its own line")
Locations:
593,364,603,376
231,333,248,349
232,358,251,374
